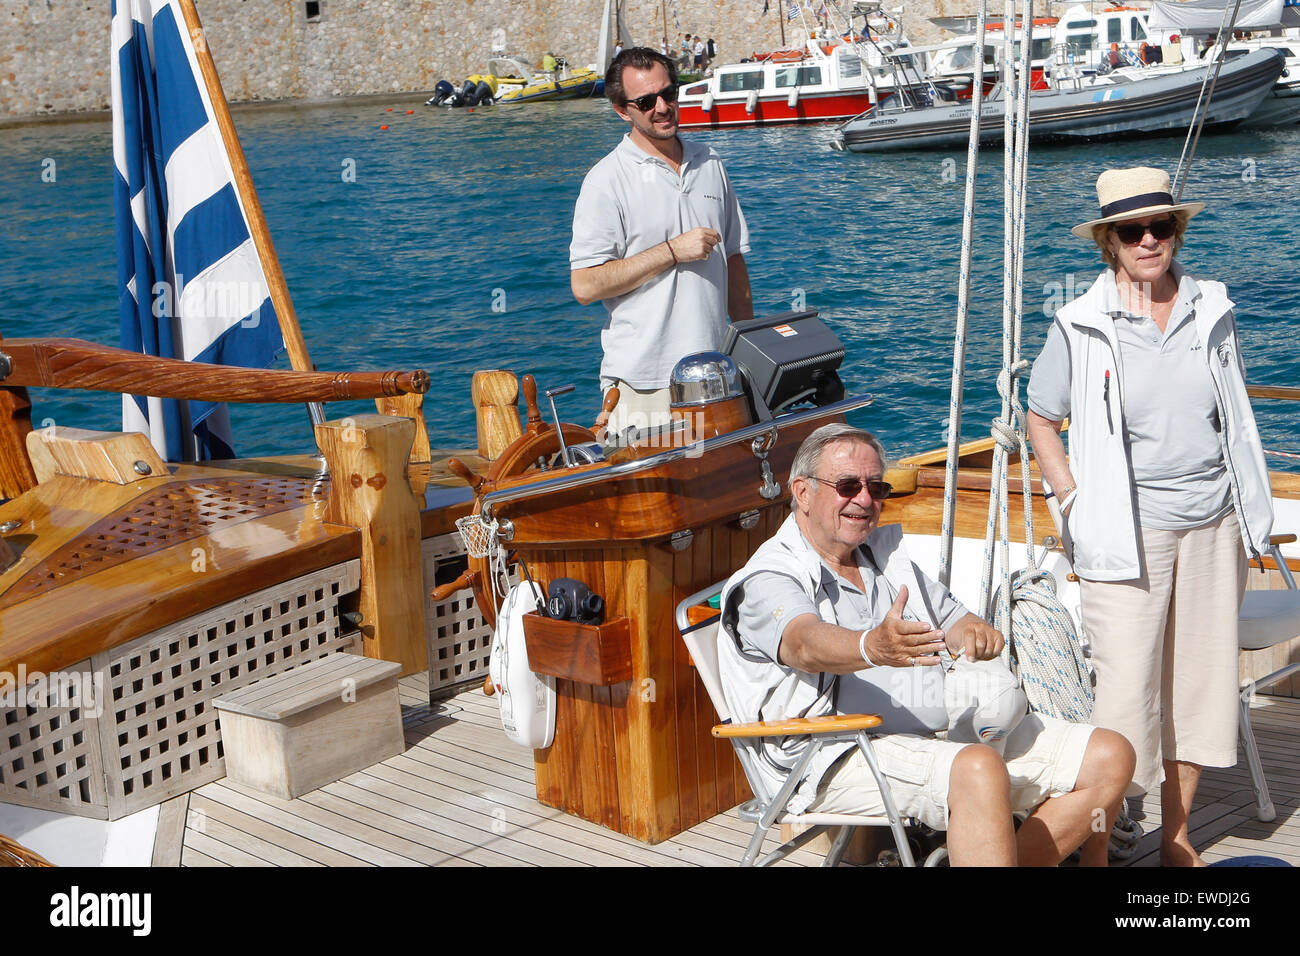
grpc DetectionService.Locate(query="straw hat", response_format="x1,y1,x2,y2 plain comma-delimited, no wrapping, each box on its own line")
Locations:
1071,166,1205,239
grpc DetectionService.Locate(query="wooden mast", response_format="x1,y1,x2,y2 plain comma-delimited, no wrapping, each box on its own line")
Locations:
176,0,320,409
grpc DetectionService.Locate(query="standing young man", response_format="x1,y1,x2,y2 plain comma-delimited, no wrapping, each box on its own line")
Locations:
570,48,753,436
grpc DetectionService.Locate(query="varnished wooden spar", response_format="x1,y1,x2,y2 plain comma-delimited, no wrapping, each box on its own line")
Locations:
177,0,314,380
1,338,429,402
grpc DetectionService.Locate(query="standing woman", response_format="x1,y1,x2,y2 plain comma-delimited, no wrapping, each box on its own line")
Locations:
1026,167,1274,866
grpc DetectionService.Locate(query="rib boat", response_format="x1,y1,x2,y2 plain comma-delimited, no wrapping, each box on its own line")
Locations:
832,46,1284,152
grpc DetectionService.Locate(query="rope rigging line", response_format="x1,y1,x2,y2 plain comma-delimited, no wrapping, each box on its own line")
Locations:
1173,0,1246,199
934,0,1142,858
978,0,1037,631
938,0,991,589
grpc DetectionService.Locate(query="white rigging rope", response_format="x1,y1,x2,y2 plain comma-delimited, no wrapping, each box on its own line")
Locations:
993,569,1093,721
979,0,1037,629
938,0,991,589
1173,0,1247,199
942,0,1140,859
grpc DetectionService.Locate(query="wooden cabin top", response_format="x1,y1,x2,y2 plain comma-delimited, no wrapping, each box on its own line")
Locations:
0,451,481,676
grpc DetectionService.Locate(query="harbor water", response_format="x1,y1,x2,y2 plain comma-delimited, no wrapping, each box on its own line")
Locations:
3,97,1299,463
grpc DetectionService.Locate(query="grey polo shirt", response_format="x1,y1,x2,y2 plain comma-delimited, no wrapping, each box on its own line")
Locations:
1028,265,1231,531
734,537,968,736
570,135,750,390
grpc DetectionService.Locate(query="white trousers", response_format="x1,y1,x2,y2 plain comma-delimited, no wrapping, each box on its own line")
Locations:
1079,511,1246,795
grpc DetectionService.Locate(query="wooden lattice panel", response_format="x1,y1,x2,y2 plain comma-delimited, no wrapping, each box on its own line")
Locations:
423,533,505,700
0,660,108,818
2,476,321,604
93,559,360,817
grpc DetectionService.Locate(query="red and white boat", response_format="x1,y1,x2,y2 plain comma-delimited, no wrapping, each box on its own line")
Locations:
925,18,1056,97
676,28,920,128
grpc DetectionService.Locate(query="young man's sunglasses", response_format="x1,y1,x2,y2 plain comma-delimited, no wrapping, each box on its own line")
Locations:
625,84,679,112
807,476,893,500
1113,217,1177,245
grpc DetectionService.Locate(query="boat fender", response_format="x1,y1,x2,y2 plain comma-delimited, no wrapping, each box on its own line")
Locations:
745,89,758,114
488,582,556,749
787,87,799,109
475,80,495,105
702,91,714,112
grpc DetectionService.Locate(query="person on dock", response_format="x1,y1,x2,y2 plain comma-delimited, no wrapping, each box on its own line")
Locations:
718,423,1136,866
570,46,753,437
1026,166,1273,866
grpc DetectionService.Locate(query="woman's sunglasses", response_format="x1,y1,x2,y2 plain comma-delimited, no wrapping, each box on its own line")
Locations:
808,476,893,500
625,84,679,112
1113,217,1177,245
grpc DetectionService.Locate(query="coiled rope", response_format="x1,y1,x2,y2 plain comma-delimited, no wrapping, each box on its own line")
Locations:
993,569,1093,721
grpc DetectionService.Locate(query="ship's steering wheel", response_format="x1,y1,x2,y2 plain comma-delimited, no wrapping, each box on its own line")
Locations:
434,376,615,630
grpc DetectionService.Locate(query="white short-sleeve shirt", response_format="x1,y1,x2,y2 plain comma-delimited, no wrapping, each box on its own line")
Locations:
570,135,751,389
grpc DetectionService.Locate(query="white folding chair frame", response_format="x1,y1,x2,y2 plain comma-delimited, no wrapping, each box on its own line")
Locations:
676,581,943,867
1239,542,1300,822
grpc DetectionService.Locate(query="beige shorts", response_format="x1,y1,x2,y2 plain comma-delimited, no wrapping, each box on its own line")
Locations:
805,714,1096,830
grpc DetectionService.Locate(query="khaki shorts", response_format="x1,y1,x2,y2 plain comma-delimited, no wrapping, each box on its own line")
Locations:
805,714,1095,830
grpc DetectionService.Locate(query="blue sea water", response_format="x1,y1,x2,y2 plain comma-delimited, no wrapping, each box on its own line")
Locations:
2,97,1299,463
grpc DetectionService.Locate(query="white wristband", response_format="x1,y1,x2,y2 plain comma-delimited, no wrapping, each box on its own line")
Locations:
858,629,875,667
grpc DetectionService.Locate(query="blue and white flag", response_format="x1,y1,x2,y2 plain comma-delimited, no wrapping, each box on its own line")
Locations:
112,0,284,461
787,2,801,19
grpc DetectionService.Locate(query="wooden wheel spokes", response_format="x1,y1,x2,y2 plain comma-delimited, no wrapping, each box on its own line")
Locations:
443,370,608,630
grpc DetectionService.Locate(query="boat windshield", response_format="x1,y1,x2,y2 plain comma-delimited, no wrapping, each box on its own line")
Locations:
488,56,534,78
719,69,765,91
775,65,822,87
1013,37,1053,60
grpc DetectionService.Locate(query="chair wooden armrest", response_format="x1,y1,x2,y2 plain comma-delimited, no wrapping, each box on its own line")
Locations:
1270,534,1297,546
713,713,883,738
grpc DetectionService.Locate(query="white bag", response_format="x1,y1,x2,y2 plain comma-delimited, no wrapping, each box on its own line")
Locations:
488,583,556,749
943,656,1028,755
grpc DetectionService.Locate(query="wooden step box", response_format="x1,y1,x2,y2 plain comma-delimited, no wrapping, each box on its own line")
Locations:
213,653,405,799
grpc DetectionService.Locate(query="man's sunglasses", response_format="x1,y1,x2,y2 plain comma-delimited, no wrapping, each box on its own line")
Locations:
807,476,893,500
625,84,679,112
1113,217,1177,245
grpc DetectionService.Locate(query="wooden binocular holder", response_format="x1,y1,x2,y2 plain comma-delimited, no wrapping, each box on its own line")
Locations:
522,612,631,686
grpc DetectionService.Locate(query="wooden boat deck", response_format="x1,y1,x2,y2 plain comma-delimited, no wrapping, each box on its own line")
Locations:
161,673,1300,867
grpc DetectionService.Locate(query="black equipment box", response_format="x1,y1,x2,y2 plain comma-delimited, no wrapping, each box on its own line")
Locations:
722,310,846,414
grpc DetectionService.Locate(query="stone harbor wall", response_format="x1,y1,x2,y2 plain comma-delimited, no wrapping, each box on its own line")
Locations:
1,0,967,119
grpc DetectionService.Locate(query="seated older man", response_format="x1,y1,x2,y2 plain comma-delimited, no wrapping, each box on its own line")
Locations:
717,423,1134,866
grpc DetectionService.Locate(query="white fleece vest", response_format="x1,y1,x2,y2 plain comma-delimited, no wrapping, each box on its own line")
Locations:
1052,271,1273,580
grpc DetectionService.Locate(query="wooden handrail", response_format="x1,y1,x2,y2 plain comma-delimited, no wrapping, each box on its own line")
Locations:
1247,385,1300,403
1,338,428,402
713,713,884,738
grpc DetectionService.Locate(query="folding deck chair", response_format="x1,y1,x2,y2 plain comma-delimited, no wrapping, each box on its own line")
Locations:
676,581,947,867
1237,536,1300,822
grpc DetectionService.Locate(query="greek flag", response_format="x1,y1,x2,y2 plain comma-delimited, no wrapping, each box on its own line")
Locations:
112,0,284,461
787,2,801,19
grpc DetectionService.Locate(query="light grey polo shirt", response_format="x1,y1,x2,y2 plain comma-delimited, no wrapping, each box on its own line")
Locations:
570,135,750,390
1028,265,1232,531
734,535,968,736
